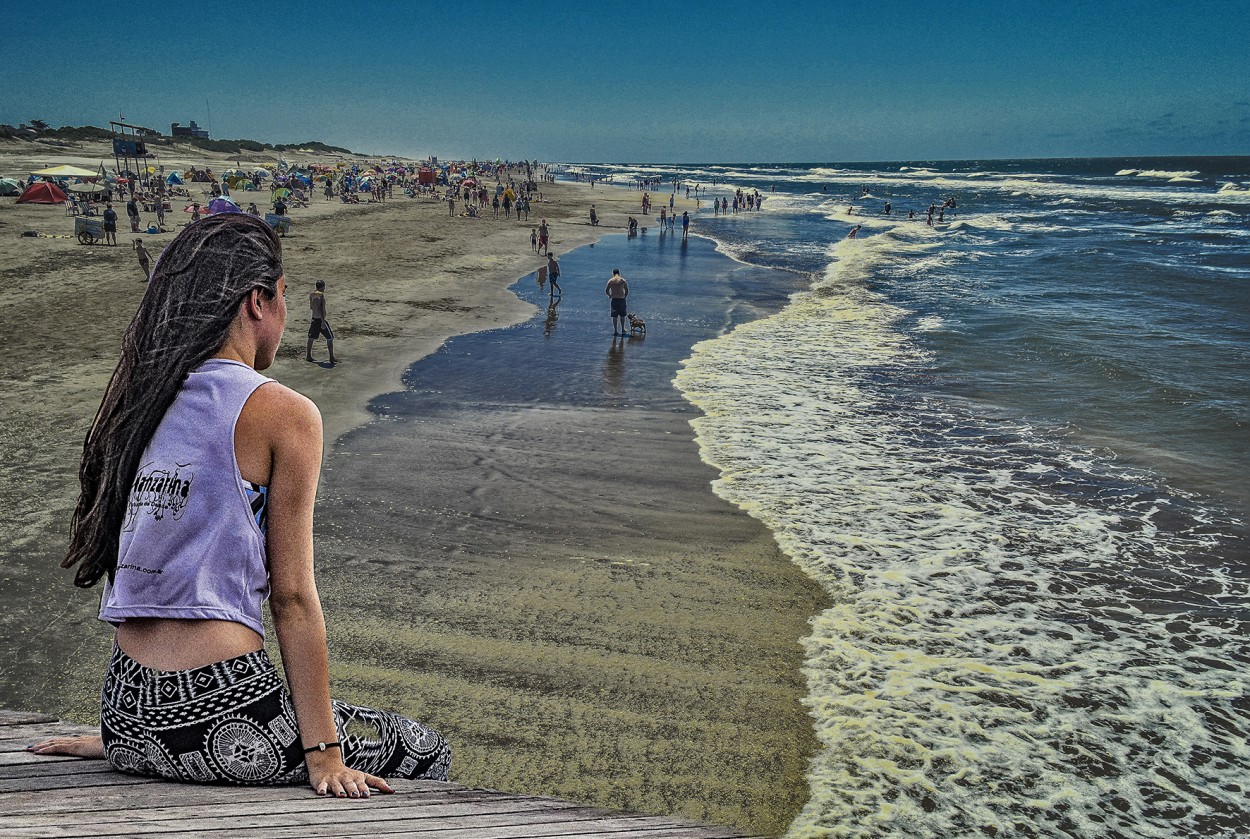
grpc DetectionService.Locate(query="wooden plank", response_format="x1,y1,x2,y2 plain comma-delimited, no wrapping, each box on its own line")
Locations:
0,788,544,829
0,759,122,780
0,778,466,815
0,770,157,793
0,751,87,766
0,710,57,726
0,797,594,837
47,813,685,839
397,818,752,839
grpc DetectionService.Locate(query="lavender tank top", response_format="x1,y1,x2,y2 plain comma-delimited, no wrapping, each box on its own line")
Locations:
99,359,273,636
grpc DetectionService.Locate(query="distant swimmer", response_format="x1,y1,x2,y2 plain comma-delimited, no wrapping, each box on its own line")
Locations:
908,209,915,220
847,206,854,215
847,225,861,239
883,201,891,215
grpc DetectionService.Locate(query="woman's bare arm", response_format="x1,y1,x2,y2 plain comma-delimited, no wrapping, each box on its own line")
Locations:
252,383,392,798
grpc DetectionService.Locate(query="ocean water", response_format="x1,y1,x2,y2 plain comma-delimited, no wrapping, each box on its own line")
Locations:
568,159,1250,837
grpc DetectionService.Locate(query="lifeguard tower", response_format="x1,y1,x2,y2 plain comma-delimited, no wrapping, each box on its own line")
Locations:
109,121,155,196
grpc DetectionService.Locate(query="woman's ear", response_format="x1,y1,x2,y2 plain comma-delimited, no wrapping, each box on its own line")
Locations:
245,287,267,320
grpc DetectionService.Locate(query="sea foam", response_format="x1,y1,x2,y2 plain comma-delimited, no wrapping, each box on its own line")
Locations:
673,223,1250,838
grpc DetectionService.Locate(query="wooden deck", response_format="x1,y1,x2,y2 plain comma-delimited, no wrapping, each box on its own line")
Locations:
0,711,758,838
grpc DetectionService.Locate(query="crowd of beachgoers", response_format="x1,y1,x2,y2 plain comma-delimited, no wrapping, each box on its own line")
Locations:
12,156,557,237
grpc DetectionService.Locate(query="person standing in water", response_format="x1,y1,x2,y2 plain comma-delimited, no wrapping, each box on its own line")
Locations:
605,268,629,336
546,252,562,297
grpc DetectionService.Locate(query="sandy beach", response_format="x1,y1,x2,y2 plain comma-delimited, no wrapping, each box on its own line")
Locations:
0,137,825,835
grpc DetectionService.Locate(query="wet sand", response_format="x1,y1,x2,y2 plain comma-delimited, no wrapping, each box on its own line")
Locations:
0,137,825,836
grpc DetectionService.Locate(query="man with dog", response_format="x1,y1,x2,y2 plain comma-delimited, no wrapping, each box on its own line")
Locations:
605,268,629,336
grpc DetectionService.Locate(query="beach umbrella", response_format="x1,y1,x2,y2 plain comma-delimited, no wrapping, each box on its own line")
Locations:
207,196,240,215
68,182,106,194
30,164,98,178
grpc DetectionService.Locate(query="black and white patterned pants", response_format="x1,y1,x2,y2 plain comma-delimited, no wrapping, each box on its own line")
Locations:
99,646,451,785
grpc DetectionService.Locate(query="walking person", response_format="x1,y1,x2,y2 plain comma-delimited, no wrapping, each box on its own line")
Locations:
605,269,629,336
102,202,118,246
546,252,561,298
133,239,152,280
27,214,449,794
306,280,337,366
126,196,141,233
681,211,690,239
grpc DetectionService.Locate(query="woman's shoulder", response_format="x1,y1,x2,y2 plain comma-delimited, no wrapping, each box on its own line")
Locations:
244,381,322,437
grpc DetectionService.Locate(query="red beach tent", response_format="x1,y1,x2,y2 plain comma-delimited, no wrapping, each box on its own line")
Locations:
16,181,68,204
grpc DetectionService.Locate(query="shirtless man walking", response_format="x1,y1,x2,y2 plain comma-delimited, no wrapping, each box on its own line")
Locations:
306,280,337,366
545,253,562,298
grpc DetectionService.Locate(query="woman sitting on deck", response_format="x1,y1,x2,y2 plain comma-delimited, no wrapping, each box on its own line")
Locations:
29,214,450,797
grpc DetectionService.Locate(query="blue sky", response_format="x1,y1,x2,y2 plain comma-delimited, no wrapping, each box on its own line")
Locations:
3,1,1247,162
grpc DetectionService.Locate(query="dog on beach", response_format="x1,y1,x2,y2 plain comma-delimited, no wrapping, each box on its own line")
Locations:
627,313,647,335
